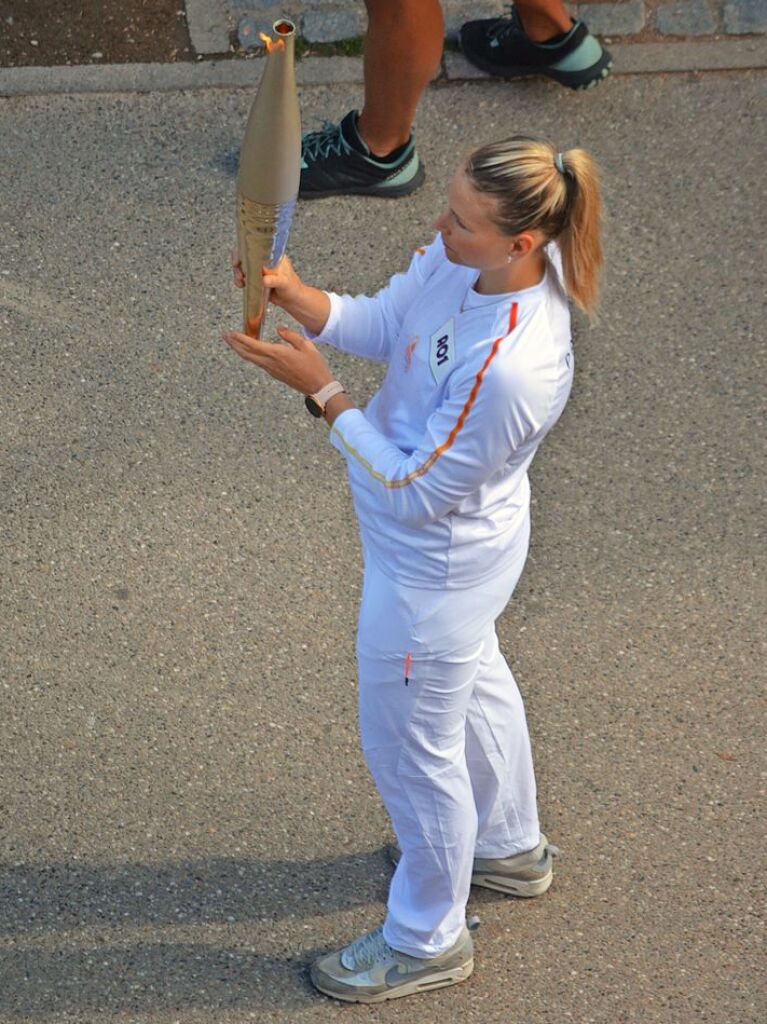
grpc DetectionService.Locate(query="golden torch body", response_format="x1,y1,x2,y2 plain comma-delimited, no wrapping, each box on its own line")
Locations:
236,20,301,338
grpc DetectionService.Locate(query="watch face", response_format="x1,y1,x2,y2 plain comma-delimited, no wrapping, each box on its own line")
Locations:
305,394,323,418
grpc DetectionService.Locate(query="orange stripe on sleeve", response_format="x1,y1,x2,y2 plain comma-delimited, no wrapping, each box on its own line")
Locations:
332,302,519,490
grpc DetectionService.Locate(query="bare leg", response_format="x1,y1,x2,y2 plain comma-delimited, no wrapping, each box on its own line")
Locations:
514,0,573,42
357,0,444,158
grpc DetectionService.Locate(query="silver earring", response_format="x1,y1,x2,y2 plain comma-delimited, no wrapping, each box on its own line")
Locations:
507,253,514,263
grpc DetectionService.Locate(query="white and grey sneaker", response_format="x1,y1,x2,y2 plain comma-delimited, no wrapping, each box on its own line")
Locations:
310,922,476,1003
388,833,559,897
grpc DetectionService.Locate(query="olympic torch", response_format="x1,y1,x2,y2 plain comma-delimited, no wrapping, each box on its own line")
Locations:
236,19,301,339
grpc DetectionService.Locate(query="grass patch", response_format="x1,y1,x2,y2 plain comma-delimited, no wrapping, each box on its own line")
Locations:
294,36,365,60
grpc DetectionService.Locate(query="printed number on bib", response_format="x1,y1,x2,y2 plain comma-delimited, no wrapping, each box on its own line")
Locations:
429,318,455,385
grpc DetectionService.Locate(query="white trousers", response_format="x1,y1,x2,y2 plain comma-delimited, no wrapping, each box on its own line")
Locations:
356,525,539,958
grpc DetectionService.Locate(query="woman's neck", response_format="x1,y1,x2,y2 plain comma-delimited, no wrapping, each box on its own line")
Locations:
475,250,547,295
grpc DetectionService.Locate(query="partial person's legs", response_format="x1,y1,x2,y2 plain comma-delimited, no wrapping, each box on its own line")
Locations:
299,0,438,198
358,0,444,156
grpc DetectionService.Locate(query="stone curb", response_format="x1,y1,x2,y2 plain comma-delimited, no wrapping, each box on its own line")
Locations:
0,57,354,98
1,39,765,98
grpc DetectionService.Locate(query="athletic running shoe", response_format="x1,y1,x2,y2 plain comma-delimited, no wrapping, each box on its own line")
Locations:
459,9,612,90
299,110,425,199
388,833,559,897
310,922,476,1003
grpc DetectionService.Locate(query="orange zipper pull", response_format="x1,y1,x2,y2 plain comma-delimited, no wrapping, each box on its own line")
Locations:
404,653,412,686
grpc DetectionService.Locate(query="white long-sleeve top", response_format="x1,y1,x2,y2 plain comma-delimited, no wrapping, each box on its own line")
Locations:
312,233,574,589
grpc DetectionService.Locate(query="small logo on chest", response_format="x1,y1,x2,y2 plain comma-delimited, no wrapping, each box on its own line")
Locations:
429,318,455,384
404,336,419,371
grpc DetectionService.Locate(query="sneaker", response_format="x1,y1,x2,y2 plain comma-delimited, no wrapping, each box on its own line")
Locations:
310,922,476,1003
387,833,559,897
299,110,425,199
459,9,612,91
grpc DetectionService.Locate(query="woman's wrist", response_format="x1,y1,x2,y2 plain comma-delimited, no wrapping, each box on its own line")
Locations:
303,284,329,335
268,282,330,338
324,392,354,426
293,284,331,336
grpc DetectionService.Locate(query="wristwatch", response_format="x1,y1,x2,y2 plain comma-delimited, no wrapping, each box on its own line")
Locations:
305,380,346,418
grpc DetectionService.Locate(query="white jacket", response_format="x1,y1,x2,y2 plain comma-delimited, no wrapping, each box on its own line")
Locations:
312,233,574,589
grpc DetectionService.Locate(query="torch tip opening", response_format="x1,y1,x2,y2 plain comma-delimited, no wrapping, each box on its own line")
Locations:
274,20,295,35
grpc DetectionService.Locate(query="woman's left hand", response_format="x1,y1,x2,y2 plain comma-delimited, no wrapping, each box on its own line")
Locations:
221,325,335,395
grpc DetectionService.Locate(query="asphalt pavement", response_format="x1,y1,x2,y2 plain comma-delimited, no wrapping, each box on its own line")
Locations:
1,67,765,1023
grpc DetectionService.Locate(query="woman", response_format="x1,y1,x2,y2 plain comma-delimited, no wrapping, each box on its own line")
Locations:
223,135,603,1004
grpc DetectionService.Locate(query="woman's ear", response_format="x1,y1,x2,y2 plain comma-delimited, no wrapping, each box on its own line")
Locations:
511,232,537,258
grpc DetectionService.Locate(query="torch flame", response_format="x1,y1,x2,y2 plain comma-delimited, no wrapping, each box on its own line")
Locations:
259,32,285,53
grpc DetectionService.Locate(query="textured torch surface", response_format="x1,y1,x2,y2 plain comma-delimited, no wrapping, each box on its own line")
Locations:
236,20,300,338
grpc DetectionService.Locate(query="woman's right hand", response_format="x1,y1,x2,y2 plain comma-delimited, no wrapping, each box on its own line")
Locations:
231,248,328,334
231,249,305,311
261,255,304,311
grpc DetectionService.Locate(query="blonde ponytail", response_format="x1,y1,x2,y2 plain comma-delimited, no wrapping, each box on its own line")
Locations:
465,136,603,318
556,148,603,317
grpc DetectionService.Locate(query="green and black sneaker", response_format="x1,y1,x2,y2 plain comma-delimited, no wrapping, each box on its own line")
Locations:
460,9,612,91
299,110,425,200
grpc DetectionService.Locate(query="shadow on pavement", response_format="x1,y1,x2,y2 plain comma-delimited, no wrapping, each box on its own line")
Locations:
1,851,395,1014
0,849,391,932
0,942,320,1016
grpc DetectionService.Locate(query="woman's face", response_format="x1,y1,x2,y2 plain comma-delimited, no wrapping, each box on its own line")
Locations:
434,169,516,271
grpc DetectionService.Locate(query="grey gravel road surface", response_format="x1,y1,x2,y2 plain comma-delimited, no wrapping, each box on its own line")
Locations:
1,71,765,1023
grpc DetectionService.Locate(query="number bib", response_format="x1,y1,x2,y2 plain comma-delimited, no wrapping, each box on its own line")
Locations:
429,318,455,385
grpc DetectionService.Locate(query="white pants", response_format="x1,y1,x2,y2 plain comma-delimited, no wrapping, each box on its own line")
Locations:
356,527,539,958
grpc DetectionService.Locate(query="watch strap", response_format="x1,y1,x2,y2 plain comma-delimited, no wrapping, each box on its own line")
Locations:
309,380,345,412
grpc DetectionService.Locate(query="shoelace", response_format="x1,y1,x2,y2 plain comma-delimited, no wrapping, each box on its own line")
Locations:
343,919,481,972
301,119,353,162
341,926,396,971
488,5,521,43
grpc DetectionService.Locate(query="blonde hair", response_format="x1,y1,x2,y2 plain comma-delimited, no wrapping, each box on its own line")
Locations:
465,136,603,317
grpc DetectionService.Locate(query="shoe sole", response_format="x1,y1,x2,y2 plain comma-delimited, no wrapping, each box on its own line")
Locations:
458,33,613,91
471,870,553,897
386,843,554,897
299,161,426,200
310,958,474,1003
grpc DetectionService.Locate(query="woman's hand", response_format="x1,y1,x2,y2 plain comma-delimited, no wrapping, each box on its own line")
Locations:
261,255,305,311
221,325,335,395
231,248,330,335
230,249,304,311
